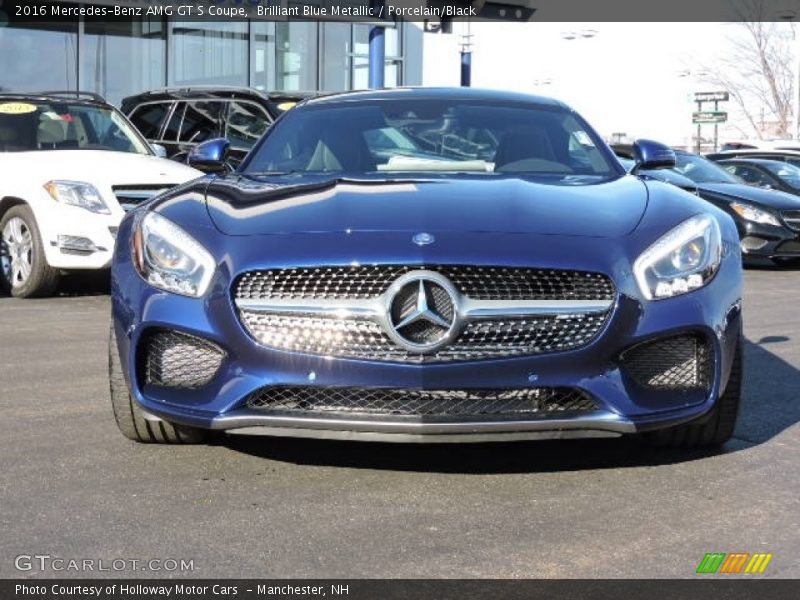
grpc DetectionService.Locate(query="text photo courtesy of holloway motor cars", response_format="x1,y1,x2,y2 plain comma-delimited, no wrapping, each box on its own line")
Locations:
0,0,798,597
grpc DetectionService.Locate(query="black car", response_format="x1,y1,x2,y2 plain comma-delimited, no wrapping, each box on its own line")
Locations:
616,146,800,263
121,87,314,167
716,158,800,195
706,149,800,168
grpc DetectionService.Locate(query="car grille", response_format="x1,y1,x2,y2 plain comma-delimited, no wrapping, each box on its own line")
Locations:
621,334,711,391
236,265,615,301
140,330,225,389
782,210,800,232
235,265,614,363
238,312,609,363
113,184,174,212
246,386,599,417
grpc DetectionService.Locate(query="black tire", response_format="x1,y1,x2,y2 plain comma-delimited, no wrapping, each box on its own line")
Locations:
109,324,206,444
644,335,742,448
0,204,60,298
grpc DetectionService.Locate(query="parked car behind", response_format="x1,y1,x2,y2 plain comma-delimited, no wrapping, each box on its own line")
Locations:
706,149,800,168
614,145,800,264
121,87,314,168
716,158,800,196
0,92,200,298
718,139,800,152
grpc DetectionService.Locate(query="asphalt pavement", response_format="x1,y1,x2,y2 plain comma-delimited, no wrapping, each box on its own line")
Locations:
1,267,798,579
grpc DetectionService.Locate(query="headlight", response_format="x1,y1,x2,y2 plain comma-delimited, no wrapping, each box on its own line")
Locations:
44,180,110,215
730,202,781,226
633,214,722,300
133,212,215,298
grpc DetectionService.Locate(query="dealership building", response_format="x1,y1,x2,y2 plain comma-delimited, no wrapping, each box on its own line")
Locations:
0,1,425,107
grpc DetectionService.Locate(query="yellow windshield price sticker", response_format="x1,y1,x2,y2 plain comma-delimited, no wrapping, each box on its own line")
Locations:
0,102,38,115
277,101,297,111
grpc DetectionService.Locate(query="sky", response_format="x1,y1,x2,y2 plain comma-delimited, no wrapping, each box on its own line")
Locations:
420,21,789,148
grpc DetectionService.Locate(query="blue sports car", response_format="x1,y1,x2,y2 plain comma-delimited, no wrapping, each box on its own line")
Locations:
109,88,743,448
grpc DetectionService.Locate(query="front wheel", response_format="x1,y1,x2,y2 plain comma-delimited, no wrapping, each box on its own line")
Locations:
108,324,206,444
0,205,60,297
643,335,742,448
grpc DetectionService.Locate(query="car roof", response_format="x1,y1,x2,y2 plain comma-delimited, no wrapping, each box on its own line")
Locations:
303,87,568,109
122,86,317,104
0,91,109,107
717,158,792,167
708,149,800,158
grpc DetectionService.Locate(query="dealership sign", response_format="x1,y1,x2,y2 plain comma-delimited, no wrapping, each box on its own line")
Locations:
692,111,728,124
694,91,729,103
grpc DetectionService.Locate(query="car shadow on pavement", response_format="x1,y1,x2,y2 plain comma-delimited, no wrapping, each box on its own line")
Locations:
223,337,800,474
56,270,110,296
0,270,109,299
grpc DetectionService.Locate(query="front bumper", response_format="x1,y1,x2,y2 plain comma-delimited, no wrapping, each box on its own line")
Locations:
736,219,800,259
111,228,743,443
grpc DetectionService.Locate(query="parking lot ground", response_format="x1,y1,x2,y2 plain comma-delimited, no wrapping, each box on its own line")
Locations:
0,267,798,579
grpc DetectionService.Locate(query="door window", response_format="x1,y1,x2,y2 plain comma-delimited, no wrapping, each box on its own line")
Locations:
225,101,271,151
129,103,169,139
178,101,225,144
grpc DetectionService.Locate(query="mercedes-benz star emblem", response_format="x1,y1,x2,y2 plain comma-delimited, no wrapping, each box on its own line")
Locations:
412,232,435,246
384,271,459,353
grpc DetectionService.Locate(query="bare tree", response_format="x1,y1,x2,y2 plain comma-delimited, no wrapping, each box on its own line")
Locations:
697,0,796,139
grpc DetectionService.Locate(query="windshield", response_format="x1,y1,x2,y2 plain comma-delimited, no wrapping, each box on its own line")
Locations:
0,100,151,154
672,152,741,184
244,99,619,182
763,161,800,189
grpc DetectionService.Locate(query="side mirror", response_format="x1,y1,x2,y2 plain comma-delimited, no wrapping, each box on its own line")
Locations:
150,143,168,158
632,139,676,173
187,138,231,174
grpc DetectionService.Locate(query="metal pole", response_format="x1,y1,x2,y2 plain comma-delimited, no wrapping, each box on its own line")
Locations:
368,1,386,89
460,23,472,87
460,50,472,87
713,99,719,152
696,99,702,154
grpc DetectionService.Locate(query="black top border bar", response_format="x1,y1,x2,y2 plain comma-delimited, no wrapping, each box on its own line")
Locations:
3,0,800,22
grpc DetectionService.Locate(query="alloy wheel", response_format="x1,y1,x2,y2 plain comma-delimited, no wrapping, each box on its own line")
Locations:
1,217,33,287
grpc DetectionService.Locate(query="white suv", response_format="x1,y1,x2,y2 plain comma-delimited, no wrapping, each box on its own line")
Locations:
0,92,201,297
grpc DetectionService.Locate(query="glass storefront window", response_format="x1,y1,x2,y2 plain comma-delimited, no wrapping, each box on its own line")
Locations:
275,22,318,91
82,18,166,107
0,15,77,94
321,22,350,92
171,21,248,87
252,21,276,91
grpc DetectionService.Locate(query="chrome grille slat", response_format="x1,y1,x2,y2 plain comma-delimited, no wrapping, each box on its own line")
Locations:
236,265,615,301
782,210,800,232
235,265,615,363
112,184,174,212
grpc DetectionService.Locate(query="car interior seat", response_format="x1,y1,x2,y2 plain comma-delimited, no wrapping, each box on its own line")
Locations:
493,127,558,170
37,117,69,149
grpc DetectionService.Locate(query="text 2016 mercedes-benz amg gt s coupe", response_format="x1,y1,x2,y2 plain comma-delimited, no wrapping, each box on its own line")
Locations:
109,88,743,448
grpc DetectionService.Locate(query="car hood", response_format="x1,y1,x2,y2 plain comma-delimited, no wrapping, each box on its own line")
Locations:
204,174,649,237
698,182,800,210
2,150,201,186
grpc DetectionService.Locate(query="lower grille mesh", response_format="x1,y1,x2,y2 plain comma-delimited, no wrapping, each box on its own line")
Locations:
246,386,599,416
621,334,711,391
142,330,225,389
